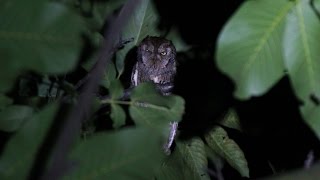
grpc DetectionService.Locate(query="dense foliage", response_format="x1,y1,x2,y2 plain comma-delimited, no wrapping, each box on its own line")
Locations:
1,0,320,179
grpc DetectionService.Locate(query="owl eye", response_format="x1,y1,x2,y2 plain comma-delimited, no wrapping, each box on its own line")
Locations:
160,52,167,56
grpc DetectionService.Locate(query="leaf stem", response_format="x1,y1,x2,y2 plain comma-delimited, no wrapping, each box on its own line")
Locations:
101,99,132,105
101,99,169,112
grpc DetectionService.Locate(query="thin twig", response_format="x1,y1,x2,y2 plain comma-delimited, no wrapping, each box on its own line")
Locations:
39,1,141,179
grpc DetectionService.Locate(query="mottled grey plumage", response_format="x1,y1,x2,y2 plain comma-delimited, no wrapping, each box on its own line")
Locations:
131,36,176,95
131,36,178,155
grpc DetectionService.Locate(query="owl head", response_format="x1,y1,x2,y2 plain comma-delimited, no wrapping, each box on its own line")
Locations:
137,36,176,70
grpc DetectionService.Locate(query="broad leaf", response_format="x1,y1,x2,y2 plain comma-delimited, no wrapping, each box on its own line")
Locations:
216,0,294,99
0,103,58,179
0,105,34,132
92,0,126,30
129,83,185,128
219,108,242,131
283,0,320,138
156,138,210,180
0,0,84,92
177,138,210,180
66,127,165,180
301,101,320,140
0,94,13,111
111,104,126,129
101,61,117,89
205,126,249,177
205,146,224,173
59,0,125,30
81,52,117,90
109,80,126,128
109,80,124,99
116,0,161,76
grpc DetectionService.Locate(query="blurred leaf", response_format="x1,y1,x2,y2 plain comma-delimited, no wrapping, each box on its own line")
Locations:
0,105,34,132
66,127,165,180
83,58,117,90
93,0,126,29
205,146,224,172
90,32,104,49
300,101,320,140
109,79,124,99
156,138,210,180
216,0,294,99
219,108,242,131
283,0,320,138
0,94,13,111
0,103,58,179
129,83,185,129
110,104,126,129
102,61,117,89
116,0,161,76
205,126,249,177
0,0,85,92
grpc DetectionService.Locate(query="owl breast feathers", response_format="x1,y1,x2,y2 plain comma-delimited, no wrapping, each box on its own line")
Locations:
131,36,177,95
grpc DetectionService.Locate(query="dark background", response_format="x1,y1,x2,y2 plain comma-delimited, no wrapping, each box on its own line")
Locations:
1,0,319,179
152,0,320,179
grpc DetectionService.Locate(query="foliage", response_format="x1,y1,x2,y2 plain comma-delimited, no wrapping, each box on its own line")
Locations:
0,103,58,179
1,0,320,179
217,0,320,139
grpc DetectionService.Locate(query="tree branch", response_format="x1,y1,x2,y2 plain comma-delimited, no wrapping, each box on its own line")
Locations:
38,1,141,179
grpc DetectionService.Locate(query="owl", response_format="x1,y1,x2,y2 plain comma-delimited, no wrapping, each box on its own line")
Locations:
131,36,177,95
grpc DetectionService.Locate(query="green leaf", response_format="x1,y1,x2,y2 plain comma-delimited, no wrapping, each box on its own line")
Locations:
83,57,117,90
283,0,320,138
205,146,224,172
216,0,294,99
93,0,126,29
110,104,126,129
0,0,85,92
205,126,249,177
129,83,185,128
0,105,34,132
300,101,320,140
0,94,13,111
66,127,165,180
108,79,126,129
101,61,117,89
177,138,210,180
219,108,242,132
156,138,210,180
0,103,58,179
109,80,124,100
116,0,161,76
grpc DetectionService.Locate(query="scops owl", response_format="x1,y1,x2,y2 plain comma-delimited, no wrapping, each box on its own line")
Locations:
131,36,177,95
